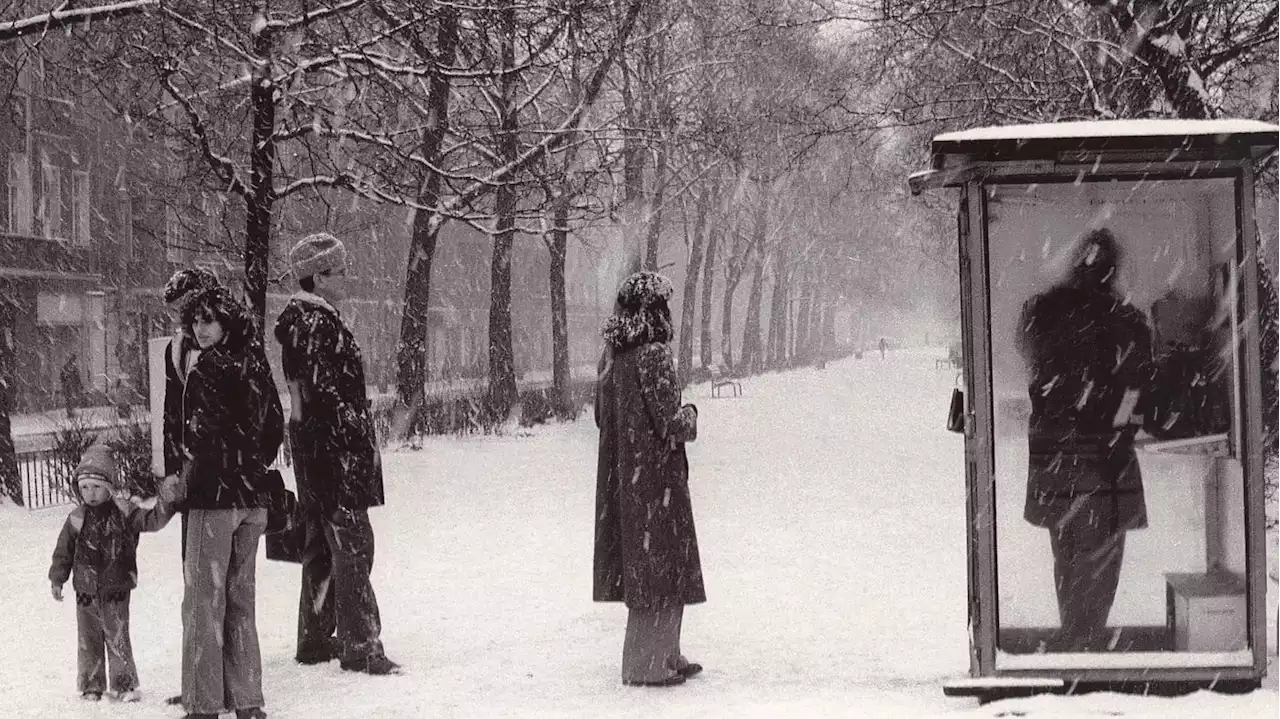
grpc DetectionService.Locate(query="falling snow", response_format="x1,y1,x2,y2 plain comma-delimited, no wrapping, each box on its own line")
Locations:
0,349,1274,717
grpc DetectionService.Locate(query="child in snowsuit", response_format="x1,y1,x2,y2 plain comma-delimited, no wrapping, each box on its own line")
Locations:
48,443,178,702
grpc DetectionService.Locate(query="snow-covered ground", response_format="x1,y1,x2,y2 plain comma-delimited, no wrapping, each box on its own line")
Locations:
0,349,1274,718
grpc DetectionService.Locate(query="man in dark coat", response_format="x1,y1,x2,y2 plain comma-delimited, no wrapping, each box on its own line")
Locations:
274,232,398,676
1017,228,1153,653
61,353,84,418
594,270,704,687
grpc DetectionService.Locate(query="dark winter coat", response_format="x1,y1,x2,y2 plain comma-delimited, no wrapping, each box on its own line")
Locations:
49,500,175,595
164,330,200,477
181,323,284,510
1017,283,1154,532
593,338,705,610
274,292,384,513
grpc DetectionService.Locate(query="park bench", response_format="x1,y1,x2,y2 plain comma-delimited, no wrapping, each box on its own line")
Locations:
710,365,742,398
936,343,963,370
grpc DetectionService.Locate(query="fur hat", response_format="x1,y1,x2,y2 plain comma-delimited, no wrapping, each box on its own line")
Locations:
602,271,675,350
290,232,348,280
163,268,220,310
74,444,119,492
615,271,673,311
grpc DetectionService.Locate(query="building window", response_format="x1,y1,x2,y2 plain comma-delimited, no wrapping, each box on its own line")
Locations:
41,163,63,239
7,153,31,235
165,205,184,262
71,171,90,246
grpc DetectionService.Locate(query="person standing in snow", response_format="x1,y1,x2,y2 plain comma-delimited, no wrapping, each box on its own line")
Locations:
60,353,84,418
176,287,281,719
161,267,221,564
48,443,177,703
274,232,399,676
594,270,705,686
1016,228,1153,653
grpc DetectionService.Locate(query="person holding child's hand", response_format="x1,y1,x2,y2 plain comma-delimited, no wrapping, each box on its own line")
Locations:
48,444,176,703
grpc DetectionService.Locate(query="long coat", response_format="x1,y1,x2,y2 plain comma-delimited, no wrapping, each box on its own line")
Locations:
274,292,384,514
1018,284,1153,533
182,338,283,510
593,341,705,610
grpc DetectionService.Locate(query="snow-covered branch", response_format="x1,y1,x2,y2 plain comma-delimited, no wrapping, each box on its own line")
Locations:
159,71,251,200
262,0,366,34
0,0,157,42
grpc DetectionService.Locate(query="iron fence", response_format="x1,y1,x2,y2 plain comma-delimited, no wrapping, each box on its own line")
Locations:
20,448,74,510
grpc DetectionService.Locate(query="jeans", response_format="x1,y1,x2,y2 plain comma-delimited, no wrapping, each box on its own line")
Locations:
76,591,138,694
182,508,267,714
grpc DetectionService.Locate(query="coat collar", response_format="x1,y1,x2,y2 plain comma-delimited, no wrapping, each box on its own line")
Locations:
291,290,352,334
291,290,341,316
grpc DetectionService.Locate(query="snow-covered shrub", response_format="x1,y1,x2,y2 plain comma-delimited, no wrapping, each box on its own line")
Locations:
49,415,99,501
107,420,159,498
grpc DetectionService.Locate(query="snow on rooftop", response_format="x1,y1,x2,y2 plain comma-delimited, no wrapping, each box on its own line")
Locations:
935,119,1279,144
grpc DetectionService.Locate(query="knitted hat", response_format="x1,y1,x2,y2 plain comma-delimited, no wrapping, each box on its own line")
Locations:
74,444,119,491
290,232,348,280
163,268,220,310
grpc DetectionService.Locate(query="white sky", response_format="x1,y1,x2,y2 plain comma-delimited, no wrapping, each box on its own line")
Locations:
0,348,1275,718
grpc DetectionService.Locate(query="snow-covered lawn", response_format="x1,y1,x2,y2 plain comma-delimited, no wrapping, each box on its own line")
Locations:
0,349,1274,718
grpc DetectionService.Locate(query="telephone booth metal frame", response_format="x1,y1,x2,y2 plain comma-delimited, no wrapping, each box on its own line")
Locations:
909,119,1279,700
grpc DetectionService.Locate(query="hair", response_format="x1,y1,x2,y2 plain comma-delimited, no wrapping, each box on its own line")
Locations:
181,287,251,351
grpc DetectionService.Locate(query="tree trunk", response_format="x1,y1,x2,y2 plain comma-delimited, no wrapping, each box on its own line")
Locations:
548,192,572,418
794,269,812,364
395,8,457,409
0,296,19,505
487,1,519,419
642,136,668,270
243,28,275,326
740,250,765,374
698,215,720,370
618,51,646,273
766,236,789,368
720,273,738,371
738,196,768,373
677,179,713,384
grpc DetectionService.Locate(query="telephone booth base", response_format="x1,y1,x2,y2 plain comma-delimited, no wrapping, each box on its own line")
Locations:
942,676,1261,703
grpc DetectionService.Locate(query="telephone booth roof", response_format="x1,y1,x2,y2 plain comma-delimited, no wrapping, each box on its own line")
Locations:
909,118,1279,193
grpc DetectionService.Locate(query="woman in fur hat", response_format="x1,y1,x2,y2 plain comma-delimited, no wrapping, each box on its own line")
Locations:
593,271,705,686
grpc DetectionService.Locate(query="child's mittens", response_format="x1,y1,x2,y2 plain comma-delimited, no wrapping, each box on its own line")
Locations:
51,583,63,602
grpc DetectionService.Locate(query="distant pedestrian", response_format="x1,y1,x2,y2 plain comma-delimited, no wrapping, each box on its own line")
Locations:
60,353,84,419
594,270,705,687
48,444,177,703
878,337,887,360
275,232,399,676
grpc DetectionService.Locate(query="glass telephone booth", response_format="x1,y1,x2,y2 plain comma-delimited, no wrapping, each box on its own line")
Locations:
909,119,1278,699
